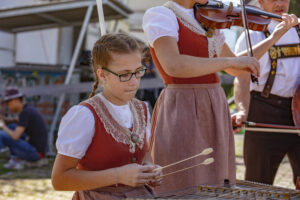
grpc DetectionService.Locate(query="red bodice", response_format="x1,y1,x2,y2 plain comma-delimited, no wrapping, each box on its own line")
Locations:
150,19,219,84
77,96,148,171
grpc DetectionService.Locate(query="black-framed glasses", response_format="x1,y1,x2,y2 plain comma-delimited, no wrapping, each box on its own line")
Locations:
102,66,147,82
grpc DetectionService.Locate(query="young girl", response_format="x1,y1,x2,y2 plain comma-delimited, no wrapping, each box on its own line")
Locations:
142,0,260,194
51,33,162,199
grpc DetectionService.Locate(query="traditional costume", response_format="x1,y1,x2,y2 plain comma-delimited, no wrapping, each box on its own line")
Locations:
143,1,236,193
235,20,300,185
56,93,153,199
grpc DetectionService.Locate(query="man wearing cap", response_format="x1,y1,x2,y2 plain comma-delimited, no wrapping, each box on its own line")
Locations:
0,88,48,169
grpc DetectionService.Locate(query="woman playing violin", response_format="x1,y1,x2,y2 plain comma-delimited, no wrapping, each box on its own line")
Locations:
142,0,262,194
233,0,300,186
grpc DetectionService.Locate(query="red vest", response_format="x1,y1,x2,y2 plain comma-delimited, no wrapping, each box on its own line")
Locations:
77,96,148,171
150,19,219,84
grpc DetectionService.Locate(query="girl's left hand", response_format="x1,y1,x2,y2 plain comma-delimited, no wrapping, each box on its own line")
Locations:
142,162,163,187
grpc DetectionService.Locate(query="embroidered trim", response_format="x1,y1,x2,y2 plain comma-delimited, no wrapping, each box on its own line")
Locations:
164,1,222,57
84,96,146,153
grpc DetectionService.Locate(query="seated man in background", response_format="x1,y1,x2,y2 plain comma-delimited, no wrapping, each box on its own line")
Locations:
0,88,48,169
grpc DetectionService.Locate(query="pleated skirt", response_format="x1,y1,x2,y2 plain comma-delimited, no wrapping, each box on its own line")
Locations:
150,83,236,194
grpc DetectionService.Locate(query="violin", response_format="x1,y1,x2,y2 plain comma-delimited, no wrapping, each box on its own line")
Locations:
194,0,283,32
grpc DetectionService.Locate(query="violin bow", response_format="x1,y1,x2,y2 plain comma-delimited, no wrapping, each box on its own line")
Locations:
240,0,259,85
242,121,300,134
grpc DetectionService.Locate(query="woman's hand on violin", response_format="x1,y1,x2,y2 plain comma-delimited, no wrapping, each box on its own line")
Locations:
231,56,260,78
117,163,158,187
273,13,298,37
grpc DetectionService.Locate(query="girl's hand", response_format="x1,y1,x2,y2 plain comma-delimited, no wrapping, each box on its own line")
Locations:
147,164,163,187
231,56,260,77
117,163,157,187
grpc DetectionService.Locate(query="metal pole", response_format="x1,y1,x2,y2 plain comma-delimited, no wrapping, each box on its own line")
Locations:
240,0,250,57
96,0,106,35
47,5,93,155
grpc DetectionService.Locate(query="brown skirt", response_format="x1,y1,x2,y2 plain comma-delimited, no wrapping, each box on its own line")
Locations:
150,83,236,194
72,185,154,200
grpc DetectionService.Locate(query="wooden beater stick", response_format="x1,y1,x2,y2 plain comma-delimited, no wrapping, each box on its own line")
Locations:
157,158,214,178
153,148,213,172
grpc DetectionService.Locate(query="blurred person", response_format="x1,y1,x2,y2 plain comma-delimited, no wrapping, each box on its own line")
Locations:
139,47,159,109
0,88,48,169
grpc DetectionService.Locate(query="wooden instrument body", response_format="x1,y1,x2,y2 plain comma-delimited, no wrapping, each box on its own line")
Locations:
193,0,283,32
127,180,300,199
292,84,300,127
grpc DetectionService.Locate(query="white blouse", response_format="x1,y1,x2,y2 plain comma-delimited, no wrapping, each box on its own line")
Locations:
235,20,300,97
143,1,225,50
56,93,151,159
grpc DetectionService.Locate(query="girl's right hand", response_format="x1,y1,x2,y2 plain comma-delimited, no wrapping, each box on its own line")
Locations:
232,56,260,78
117,163,157,187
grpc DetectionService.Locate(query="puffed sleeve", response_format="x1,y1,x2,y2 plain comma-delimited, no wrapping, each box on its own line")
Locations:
143,6,179,47
56,105,95,159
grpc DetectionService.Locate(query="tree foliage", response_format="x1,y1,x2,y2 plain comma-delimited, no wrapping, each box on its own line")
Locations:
289,0,300,17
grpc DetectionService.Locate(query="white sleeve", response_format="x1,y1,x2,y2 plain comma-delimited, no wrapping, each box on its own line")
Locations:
56,105,95,159
143,6,179,47
215,29,226,54
235,30,265,54
216,29,226,48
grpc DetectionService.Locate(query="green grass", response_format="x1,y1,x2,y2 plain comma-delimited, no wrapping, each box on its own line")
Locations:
0,154,54,179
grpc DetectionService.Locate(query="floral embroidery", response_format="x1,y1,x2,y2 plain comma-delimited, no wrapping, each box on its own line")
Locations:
164,1,222,57
83,96,146,153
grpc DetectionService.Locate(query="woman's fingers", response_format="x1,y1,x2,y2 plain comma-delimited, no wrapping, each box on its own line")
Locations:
247,58,260,77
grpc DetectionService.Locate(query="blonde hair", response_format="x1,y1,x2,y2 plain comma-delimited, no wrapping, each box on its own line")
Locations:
89,33,139,98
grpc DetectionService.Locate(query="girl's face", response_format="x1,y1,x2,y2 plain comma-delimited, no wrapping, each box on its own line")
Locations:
98,50,143,105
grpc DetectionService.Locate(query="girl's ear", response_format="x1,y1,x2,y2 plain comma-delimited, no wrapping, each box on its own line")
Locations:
97,68,106,82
